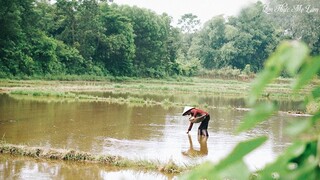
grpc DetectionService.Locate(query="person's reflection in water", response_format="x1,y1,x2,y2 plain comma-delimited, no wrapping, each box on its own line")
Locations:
182,134,208,158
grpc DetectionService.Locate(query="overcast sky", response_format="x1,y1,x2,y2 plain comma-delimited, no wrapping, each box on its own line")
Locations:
112,0,263,25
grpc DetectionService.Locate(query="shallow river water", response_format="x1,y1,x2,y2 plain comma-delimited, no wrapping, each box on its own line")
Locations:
0,93,306,179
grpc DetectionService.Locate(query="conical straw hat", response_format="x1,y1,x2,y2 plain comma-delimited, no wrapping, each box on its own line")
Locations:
182,106,194,116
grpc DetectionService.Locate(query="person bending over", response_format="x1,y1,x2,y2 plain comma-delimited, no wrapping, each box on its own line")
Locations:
182,106,210,137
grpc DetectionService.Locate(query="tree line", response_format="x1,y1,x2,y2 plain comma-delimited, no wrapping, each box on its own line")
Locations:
0,0,319,79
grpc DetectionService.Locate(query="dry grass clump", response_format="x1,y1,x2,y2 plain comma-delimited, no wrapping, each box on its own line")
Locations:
0,142,188,174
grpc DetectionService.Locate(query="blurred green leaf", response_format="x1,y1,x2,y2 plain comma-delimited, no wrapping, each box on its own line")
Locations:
258,142,306,179
248,68,279,106
285,157,318,180
218,160,250,180
248,41,309,106
293,56,320,92
281,141,306,160
285,119,312,136
311,111,320,123
259,141,319,179
215,136,267,171
237,102,277,133
311,87,320,99
179,162,217,180
283,41,309,76
265,41,292,68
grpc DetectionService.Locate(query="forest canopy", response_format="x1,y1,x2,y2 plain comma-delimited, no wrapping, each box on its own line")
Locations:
0,0,319,79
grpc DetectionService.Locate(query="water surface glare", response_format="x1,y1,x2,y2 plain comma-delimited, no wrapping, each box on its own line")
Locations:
0,93,306,178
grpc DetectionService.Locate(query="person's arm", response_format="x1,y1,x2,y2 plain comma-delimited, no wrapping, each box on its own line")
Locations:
196,114,207,121
189,113,207,123
187,122,194,134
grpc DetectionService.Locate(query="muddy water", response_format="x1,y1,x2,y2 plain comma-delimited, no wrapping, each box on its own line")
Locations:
0,154,171,180
0,93,306,179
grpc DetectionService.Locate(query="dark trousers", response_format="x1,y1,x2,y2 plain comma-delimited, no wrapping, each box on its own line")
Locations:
198,115,210,137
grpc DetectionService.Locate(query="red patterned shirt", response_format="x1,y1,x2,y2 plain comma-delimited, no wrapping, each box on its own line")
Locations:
188,108,209,131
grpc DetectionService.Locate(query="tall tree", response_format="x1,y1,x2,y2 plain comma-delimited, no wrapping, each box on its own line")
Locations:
76,0,103,60
177,13,201,34
190,15,226,69
228,1,279,71
34,0,55,33
0,0,37,76
177,13,201,71
95,4,135,76
117,5,173,77
190,2,279,71
161,13,183,76
54,0,78,46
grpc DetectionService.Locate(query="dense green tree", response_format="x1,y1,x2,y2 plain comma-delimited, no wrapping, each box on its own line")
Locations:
95,4,135,76
30,31,62,75
0,0,37,77
190,15,226,69
76,0,104,60
176,13,201,73
54,0,78,46
4,0,316,79
34,0,55,33
228,2,280,71
117,5,176,77
158,13,183,76
190,2,279,72
0,0,100,77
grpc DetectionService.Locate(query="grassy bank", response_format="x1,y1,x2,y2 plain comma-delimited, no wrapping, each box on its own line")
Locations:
0,142,190,174
0,77,314,113
0,77,311,101
7,89,233,110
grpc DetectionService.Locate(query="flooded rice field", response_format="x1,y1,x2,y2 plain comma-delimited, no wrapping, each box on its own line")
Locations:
0,93,306,179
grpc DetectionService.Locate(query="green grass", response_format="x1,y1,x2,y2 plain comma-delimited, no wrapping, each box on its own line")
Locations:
0,77,315,111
